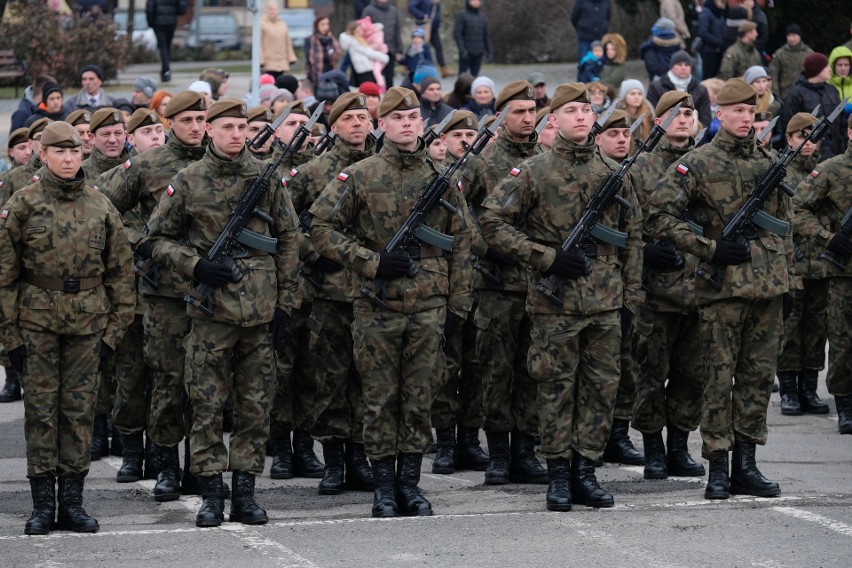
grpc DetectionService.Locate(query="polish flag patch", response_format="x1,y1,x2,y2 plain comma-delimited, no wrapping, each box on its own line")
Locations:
457,180,463,192
166,185,175,196
676,163,689,175
289,168,299,177
123,159,132,169
31,175,40,182
337,171,350,182
92,185,99,192
280,177,287,187
509,167,521,177
810,170,820,178
1,209,8,219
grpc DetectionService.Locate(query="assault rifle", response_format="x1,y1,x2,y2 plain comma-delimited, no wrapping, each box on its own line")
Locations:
820,206,852,269
590,100,621,137
134,225,160,289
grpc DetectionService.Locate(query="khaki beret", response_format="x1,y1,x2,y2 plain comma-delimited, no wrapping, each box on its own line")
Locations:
127,108,162,134
40,121,82,148
328,92,369,126
654,91,694,117
600,109,631,131
550,83,590,111
8,127,29,149
481,115,498,130
90,108,125,132
738,21,757,33
206,98,248,122
535,106,551,124
247,105,273,124
311,123,327,137
65,109,92,127
28,118,52,140
283,100,310,118
378,87,420,118
786,112,818,134
754,111,774,123
716,78,758,106
495,80,535,112
165,90,207,118
443,110,479,133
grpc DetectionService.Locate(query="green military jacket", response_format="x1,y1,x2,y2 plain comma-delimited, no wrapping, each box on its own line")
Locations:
0,167,135,351
0,154,44,204
769,42,814,102
147,144,301,324
786,151,827,280
480,132,644,316
81,146,131,182
718,40,763,81
309,139,474,317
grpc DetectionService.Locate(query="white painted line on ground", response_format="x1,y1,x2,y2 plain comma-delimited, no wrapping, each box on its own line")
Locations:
0,527,205,540
420,472,477,485
613,495,805,510
616,465,705,483
772,506,852,537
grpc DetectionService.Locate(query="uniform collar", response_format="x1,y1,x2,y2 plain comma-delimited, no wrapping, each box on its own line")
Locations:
41,167,86,200
495,131,539,159
657,137,694,160
333,134,376,163
379,138,428,170
793,151,820,173
167,132,207,161
712,127,756,159
551,132,597,163
88,146,131,172
205,144,252,175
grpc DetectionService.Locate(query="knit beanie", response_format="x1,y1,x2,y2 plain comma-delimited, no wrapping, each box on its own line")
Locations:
413,65,440,86
651,18,677,39
802,53,829,79
619,79,645,99
743,65,769,85
669,50,692,69
470,76,496,96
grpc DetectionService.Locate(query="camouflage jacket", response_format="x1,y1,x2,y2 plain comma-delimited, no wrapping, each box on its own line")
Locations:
646,127,796,304
462,132,540,292
0,154,44,204
95,134,207,298
147,145,301,324
787,151,827,280
769,42,814,102
718,40,763,81
793,143,852,279
480,132,644,316
82,146,131,182
0,167,135,351
309,139,474,317
271,144,314,178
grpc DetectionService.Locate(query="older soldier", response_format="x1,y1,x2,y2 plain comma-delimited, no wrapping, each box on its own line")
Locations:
0,121,134,534
793,115,852,435
65,110,95,159
2,118,51,199
310,87,473,517
647,79,794,499
481,83,643,511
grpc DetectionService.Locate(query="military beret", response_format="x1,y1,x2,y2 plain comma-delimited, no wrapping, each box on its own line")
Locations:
550,83,590,111
443,110,479,133
654,91,694,117
495,80,535,112
89,108,125,132
164,90,207,119
283,100,310,118
127,108,162,134
206,98,248,122
599,109,631,131
247,105,273,124
378,87,420,118
311,123,327,137
481,115,498,130
754,111,774,123
65,109,92,127
8,127,29,149
786,112,818,134
535,106,551,125
28,118,53,140
738,21,757,33
716,78,758,106
328,92,369,126
40,121,82,148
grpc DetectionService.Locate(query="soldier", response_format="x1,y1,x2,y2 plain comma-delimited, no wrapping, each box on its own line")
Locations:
126,108,166,152
777,113,830,417
427,127,448,162
65,110,95,160
631,91,706,480
1,118,51,200
246,106,275,160
0,121,135,534
5,128,32,170
310,87,473,517
463,81,548,487
768,25,813,103
148,98,301,527
793,114,852,435
535,108,557,152
647,79,793,499
480,83,643,511
718,22,762,81
595,110,632,162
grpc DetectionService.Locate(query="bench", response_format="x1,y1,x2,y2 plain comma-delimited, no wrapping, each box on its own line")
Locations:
0,50,27,98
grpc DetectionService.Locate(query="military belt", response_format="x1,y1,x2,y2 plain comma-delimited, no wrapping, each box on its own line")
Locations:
24,273,103,293
367,241,444,260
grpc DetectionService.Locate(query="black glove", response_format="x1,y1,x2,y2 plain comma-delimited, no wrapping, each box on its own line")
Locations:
827,233,852,257
270,308,290,350
484,248,514,265
620,306,632,338
135,241,153,260
375,251,412,280
312,255,342,273
711,240,751,265
782,293,794,321
443,311,463,348
8,345,27,374
98,341,114,373
193,258,233,287
547,250,587,279
643,242,680,270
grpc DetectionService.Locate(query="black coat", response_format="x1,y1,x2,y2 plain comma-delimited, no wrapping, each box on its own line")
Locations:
646,75,712,129
146,0,179,30
697,4,725,55
570,0,611,42
782,76,845,160
453,1,492,58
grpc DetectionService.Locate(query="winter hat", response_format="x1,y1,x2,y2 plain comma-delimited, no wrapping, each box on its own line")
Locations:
269,88,294,105
470,76,496,96
80,64,104,81
419,76,442,93
42,82,63,100
743,65,769,85
259,73,276,86
802,53,829,79
669,50,692,69
591,40,603,51
411,28,425,38
413,65,440,86
275,74,300,95
133,76,158,98
651,18,677,39
188,80,213,97
358,82,381,97
618,79,645,99
786,23,802,37
258,83,277,103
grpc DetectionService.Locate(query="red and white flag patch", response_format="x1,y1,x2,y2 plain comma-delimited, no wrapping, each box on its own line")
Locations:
810,170,820,178
289,168,299,177
280,177,287,187
123,159,132,169
166,185,175,196
509,167,521,177
337,171,350,182
457,180,463,191
676,163,689,175
31,175,40,182
1,209,8,219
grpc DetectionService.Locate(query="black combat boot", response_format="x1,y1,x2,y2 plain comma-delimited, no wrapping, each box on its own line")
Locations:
144,436,158,480
837,395,852,435
195,473,224,528
90,414,109,461
456,426,489,471
56,477,99,533
777,371,802,416
25,475,55,535
292,429,324,478
269,435,294,479
602,418,645,465
318,441,345,495
431,427,456,474
509,429,548,484
642,431,667,480
344,441,373,491
180,439,201,495
484,431,511,485
798,369,829,414
704,453,730,500
571,456,614,507
116,432,144,483
153,444,181,502
666,425,705,477
730,441,780,497
545,458,572,512
229,471,268,524
0,367,22,402
371,456,398,518
396,453,433,516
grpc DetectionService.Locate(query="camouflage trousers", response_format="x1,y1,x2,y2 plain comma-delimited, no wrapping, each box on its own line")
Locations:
144,296,191,448
613,322,638,422
308,298,366,444
826,277,852,396
94,348,115,416
632,309,705,434
778,278,828,373
20,329,102,478
476,290,538,435
112,313,152,436
184,320,275,476
269,302,315,438
698,297,781,459
527,310,620,461
432,305,483,430
353,300,444,460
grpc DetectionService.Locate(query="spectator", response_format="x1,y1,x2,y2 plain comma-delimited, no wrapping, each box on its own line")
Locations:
527,71,550,110
697,0,726,79
10,75,57,132
146,0,184,83
721,5,749,53
353,0,369,19
640,18,683,82
744,66,779,117
769,24,814,103
131,77,158,111
305,16,342,88
578,41,605,83
463,75,496,120
587,81,614,116
260,0,297,79
444,72,475,109
845,21,852,51
454,0,492,78
275,73,300,95
740,0,768,56
199,68,229,101
358,18,390,91
828,46,852,120
660,0,690,47
419,76,453,124
358,81,382,127
361,0,403,90
700,77,723,142
618,79,654,143
717,21,761,81
188,80,214,107
570,0,611,61
647,50,712,128
339,20,390,87
25,82,67,127
148,90,172,127
402,28,435,81
408,0,450,78
599,32,628,92
258,84,277,109
63,64,115,114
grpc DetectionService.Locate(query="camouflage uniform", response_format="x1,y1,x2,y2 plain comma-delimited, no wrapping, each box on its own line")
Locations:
769,42,814,102
718,41,763,81
1,154,43,204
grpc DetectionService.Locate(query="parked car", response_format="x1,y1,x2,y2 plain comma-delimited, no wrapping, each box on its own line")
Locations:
113,9,158,50
280,8,316,48
185,13,242,51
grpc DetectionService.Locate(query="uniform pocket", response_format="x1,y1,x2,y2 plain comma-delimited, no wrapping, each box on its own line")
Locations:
87,221,106,250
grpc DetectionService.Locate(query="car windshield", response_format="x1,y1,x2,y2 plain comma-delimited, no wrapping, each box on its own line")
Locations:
114,11,149,30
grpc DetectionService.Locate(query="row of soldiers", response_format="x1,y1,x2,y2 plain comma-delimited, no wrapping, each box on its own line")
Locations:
0,74,850,534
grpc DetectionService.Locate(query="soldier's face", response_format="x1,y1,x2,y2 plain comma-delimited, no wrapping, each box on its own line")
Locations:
275,114,309,143
555,102,594,143
786,129,819,157
428,136,447,162
752,120,771,146
81,71,102,96
786,33,801,47
30,133,42,155
247,121,274,153
378,108,421,151
659,107,695,141
40,146,82,179
74,123,94,156
129,124,165,153
595,128,631,161
503,100,537,140
717,103,755,138
171,111,207,146
94,124,127,158
8,141,32,166
207,117,248,159
331,109,371,148
537,114,557,150
441,129,476,157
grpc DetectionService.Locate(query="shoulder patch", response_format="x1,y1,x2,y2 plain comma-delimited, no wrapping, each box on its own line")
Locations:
289,168,299,177
509,167,521,177
92,184,99,192
31,175,40,182
457,180,463,192
676,164,689,175
1,209,8,219
810,169,819,178
337,171,350,182
123,159,132,169
166,185,175,196
280,177,287,187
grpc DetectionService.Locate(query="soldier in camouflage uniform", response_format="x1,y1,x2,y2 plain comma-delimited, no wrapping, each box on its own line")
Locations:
535,107,556,152
5,128,32,171
463,81,549,487
65,110,95,160
310,87,473,518
768,26,814,103
718,22,762,81
646,79,795,499
481,83,644,511
246,106,275,160
148,98,301,527
0,118,51,201
0,121,135,534
793,115,852,435
630,92,707,480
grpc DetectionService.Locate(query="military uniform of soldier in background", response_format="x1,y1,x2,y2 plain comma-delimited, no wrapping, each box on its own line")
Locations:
246,106,275,160
65,110,95,160
1,118,51,199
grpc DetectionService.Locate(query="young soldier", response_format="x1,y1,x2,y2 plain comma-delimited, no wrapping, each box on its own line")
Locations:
2,118,51,198
65,110,95,159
